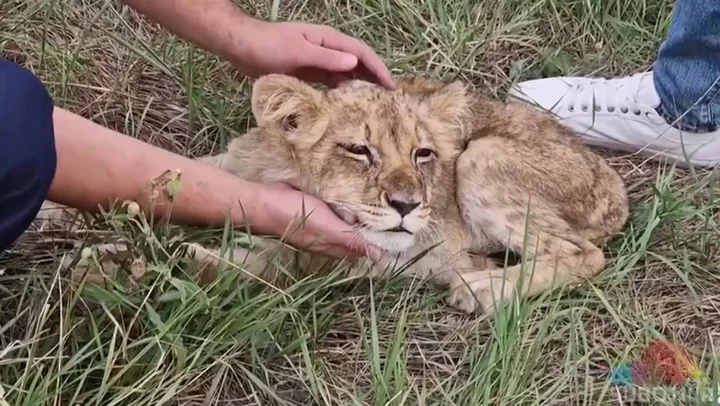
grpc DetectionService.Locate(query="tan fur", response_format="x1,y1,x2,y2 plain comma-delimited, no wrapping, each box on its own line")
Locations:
37,74,629,315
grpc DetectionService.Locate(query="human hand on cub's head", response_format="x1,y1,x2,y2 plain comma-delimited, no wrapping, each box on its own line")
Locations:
258,181,384,262
234,19,395,89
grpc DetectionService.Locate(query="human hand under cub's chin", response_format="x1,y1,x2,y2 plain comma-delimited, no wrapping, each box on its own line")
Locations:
233,19,395,89
258,182,383,262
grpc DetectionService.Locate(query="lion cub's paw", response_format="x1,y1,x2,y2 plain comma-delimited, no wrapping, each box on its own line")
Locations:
446,270,518,315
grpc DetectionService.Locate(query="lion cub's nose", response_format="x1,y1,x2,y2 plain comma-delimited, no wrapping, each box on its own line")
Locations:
387,196,421,217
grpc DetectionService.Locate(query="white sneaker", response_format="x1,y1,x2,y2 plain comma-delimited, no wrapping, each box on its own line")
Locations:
507,71,720,168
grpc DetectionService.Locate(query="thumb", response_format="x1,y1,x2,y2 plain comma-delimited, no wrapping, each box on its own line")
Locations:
302,44,359,72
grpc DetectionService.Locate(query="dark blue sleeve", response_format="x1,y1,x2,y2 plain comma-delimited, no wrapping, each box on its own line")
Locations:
0,59,57,252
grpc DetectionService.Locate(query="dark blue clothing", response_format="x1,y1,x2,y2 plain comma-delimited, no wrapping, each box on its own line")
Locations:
0,59,57,251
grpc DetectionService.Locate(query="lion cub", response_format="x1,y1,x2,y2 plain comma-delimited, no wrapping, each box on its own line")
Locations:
194,74,629,315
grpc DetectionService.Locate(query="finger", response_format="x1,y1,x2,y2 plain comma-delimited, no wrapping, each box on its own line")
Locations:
321,245,361,260
347,239,382,262
304,27,395,89
330,226,383,261
285,228,357,260
300,43,359,73
290,218,380,261
317,241,381,262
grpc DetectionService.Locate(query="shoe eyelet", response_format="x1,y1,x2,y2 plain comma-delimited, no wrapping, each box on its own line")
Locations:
594,106,601,112
633,109,641,116
607,106,615,112
568,105,575,112
581,105,588,112
620,107,629,114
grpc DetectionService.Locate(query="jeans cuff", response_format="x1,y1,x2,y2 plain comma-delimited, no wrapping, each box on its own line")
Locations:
656,104,718,133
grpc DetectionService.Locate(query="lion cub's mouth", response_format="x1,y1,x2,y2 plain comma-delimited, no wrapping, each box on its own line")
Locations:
386,226,412,234
327,203,413,235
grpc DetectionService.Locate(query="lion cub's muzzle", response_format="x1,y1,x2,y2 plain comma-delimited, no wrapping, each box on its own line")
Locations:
381,190,426,234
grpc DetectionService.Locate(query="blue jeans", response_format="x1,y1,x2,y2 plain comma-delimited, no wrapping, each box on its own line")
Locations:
654,0,720,132
0,59,57,252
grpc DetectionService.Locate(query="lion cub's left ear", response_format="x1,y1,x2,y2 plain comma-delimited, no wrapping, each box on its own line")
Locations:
419,81,473,139
251,74,325,144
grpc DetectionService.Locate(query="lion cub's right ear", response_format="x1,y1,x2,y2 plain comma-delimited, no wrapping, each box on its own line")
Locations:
251,74,325,144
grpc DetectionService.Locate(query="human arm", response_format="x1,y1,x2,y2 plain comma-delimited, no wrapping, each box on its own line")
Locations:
117,0,394,88
48,107,381,260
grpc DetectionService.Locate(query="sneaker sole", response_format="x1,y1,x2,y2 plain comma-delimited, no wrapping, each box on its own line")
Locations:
579,138,719,169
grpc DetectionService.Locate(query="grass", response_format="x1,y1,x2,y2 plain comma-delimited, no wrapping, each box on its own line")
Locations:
2,0,720,404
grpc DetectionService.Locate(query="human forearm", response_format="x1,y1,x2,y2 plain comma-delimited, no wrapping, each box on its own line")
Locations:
47,107,379,260
117,0,255,67
116,0,395,89
48,107,266,230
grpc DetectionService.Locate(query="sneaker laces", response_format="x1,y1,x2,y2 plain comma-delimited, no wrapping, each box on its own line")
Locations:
563,72,660,116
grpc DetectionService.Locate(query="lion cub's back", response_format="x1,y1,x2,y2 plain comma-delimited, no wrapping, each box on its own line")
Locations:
459,100,629,243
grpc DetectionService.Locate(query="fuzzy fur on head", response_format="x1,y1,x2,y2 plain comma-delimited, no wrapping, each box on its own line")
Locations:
250,74,473,254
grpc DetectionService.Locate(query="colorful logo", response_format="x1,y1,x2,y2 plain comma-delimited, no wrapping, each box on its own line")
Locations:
610,339,702,387
609,339,720,404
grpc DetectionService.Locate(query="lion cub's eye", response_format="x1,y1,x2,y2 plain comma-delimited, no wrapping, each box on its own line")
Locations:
341,143,374,164
415,148,435,163
347,144,371,156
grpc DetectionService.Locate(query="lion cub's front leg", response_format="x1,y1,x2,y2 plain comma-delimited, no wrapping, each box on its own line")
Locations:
351,235,497,294
446,231,604,314
446,189,606,314
447,139,610,315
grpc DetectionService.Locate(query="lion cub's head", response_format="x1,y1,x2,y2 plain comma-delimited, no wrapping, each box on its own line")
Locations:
250,74,473,253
